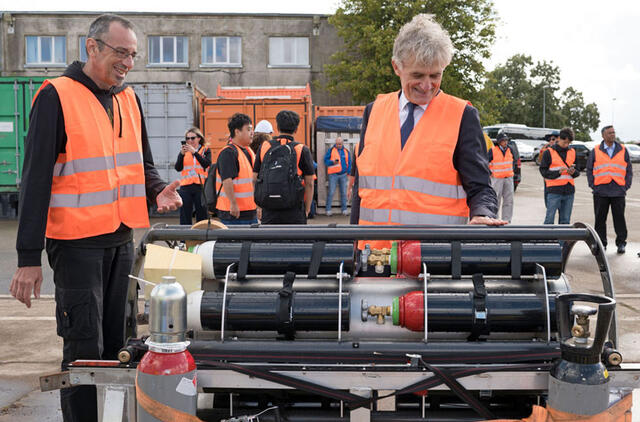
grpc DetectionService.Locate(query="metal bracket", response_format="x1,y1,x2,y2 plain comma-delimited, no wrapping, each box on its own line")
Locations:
535,263,552,344
221,262,237,342
40,371,71,392
338,261,344,342
420,263,429,343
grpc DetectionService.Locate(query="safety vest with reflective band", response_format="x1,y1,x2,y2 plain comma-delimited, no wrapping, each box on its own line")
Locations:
489,146,514,178
34,77,149,240
593,144,627,186
327,146,350,175
545,148,575,188
216,143,256,211
180,146,208,186
357,91,469,250
259,137,304,177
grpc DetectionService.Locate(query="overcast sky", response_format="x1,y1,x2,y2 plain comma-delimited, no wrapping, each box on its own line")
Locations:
13,0,640,140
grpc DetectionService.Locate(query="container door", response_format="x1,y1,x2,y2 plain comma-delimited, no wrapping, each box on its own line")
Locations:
0,80,27,191
201,101,253,160
130,83,195,185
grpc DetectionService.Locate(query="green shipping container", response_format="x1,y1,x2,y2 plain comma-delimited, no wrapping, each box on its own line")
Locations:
0,77,46,216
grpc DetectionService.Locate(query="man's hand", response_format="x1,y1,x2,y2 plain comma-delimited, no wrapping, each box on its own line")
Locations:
230,202,240,218
567,166,576,175
257,207,262,221
10,266,43,308
469,215,508,226
156,180,182,213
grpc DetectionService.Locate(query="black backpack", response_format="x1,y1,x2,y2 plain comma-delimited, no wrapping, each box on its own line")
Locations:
201,145,238,215
254,137,304,210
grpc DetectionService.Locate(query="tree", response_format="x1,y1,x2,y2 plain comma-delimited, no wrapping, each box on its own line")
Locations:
477,54,600,140
559,87,600,141
325,0,497,104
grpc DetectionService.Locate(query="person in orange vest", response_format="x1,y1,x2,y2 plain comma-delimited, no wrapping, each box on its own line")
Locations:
215,113,258,225
9,15,182,421
540,127,579,225
174,126,211,225
586,125,633,254
324,137,351,216
539,131,559,207
253,110,315,224
348,14,505,249
487,132,515,222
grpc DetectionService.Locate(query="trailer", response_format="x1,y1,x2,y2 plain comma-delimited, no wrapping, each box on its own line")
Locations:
40,222,640,421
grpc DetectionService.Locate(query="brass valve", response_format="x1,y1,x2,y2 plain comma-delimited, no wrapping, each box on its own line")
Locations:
368,305,391,324
368,248,391,266
571,304,596,344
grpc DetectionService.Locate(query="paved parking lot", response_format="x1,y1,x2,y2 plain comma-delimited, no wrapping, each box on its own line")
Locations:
1,161,639,420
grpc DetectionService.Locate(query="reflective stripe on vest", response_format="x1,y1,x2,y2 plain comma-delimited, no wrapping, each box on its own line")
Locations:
180,146,208,186
215,143,256,211
545,148,575,187
35,77,149,240
328,146,349,175
593,144,627,186
356,91,469,250
489,146,514,178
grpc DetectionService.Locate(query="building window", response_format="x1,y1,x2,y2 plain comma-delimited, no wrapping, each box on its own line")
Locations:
148,36,188,66
269,37,309,67
25,36,66,66
201,36,241,67
79,36,87,62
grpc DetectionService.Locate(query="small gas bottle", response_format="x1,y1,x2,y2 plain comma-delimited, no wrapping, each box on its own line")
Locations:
137,276,197,421
548,293,617,415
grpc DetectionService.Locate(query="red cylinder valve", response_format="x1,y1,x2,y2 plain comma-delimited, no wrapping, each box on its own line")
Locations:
393,290,424,331
396,240,422,278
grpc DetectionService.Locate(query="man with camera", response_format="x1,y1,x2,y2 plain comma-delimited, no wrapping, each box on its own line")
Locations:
539,127,579,224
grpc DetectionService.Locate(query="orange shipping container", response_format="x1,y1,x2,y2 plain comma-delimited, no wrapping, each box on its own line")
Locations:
314,105,365,118
202,86,312,160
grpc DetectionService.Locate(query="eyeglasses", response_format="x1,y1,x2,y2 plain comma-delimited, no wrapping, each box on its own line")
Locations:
185,136,198,141
94,39,138,61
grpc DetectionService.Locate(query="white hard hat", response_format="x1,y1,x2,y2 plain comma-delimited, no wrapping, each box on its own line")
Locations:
254,120,273,134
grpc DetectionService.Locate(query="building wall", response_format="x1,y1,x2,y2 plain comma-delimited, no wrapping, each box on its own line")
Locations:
0,12,351,105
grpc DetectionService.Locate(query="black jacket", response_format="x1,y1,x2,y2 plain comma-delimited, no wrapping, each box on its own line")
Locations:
539,144,580,195
16,61,166,267
586,141,633,197
350,92,497,224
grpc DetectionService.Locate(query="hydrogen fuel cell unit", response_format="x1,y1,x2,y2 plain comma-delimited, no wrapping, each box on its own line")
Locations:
40,223,639,422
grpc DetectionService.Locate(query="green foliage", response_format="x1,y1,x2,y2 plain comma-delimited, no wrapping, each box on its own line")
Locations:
477,54,600,140
325,0,497,104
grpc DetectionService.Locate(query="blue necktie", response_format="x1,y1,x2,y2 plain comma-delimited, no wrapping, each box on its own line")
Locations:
400,102,416,149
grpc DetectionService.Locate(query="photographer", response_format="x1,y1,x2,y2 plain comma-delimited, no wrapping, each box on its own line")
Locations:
175,127,211,225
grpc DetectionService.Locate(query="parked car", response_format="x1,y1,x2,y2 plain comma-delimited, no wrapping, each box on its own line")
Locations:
507,140,521,191
625,143,640,162
570,141,589,171
514,140,535,161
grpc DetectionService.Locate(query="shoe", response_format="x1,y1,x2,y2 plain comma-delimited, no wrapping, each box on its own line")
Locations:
342,210,350,215
617,244,626,254
326,210,333,216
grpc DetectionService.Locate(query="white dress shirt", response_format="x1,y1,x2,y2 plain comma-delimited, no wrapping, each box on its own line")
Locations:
398,91,428,129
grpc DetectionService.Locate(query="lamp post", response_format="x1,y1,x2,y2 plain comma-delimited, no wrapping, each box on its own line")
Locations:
542,85,549,128
612,97,616,124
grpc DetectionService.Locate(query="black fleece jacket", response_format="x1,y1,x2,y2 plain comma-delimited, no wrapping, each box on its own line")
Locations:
16,61,166,267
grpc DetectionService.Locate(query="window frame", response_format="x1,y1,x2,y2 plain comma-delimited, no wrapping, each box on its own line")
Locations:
147,35,189,68
24,35,67,68
268,37,310,68
200,36,242,68
79,36,87,62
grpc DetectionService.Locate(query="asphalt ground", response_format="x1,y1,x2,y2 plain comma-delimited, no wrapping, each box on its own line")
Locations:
1,161,640,420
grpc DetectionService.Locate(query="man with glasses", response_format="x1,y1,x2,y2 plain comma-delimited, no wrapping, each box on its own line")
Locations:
9,14,182,421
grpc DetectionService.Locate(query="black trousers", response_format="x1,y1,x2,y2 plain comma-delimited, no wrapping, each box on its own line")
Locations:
46,239,134,422
261,202,307,224
593,195,627,247
178,183,208,225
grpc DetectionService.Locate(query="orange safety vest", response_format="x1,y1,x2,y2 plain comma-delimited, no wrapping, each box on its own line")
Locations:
327,146,350,175
259,137,304,177
489,146,514,178
545,148,576,188
357,91,469,250
593,144,627,186
180,146,208,186
33,77,149,240
216,143,256,212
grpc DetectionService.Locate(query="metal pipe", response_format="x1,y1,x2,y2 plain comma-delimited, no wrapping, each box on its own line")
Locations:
144,225,590,243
